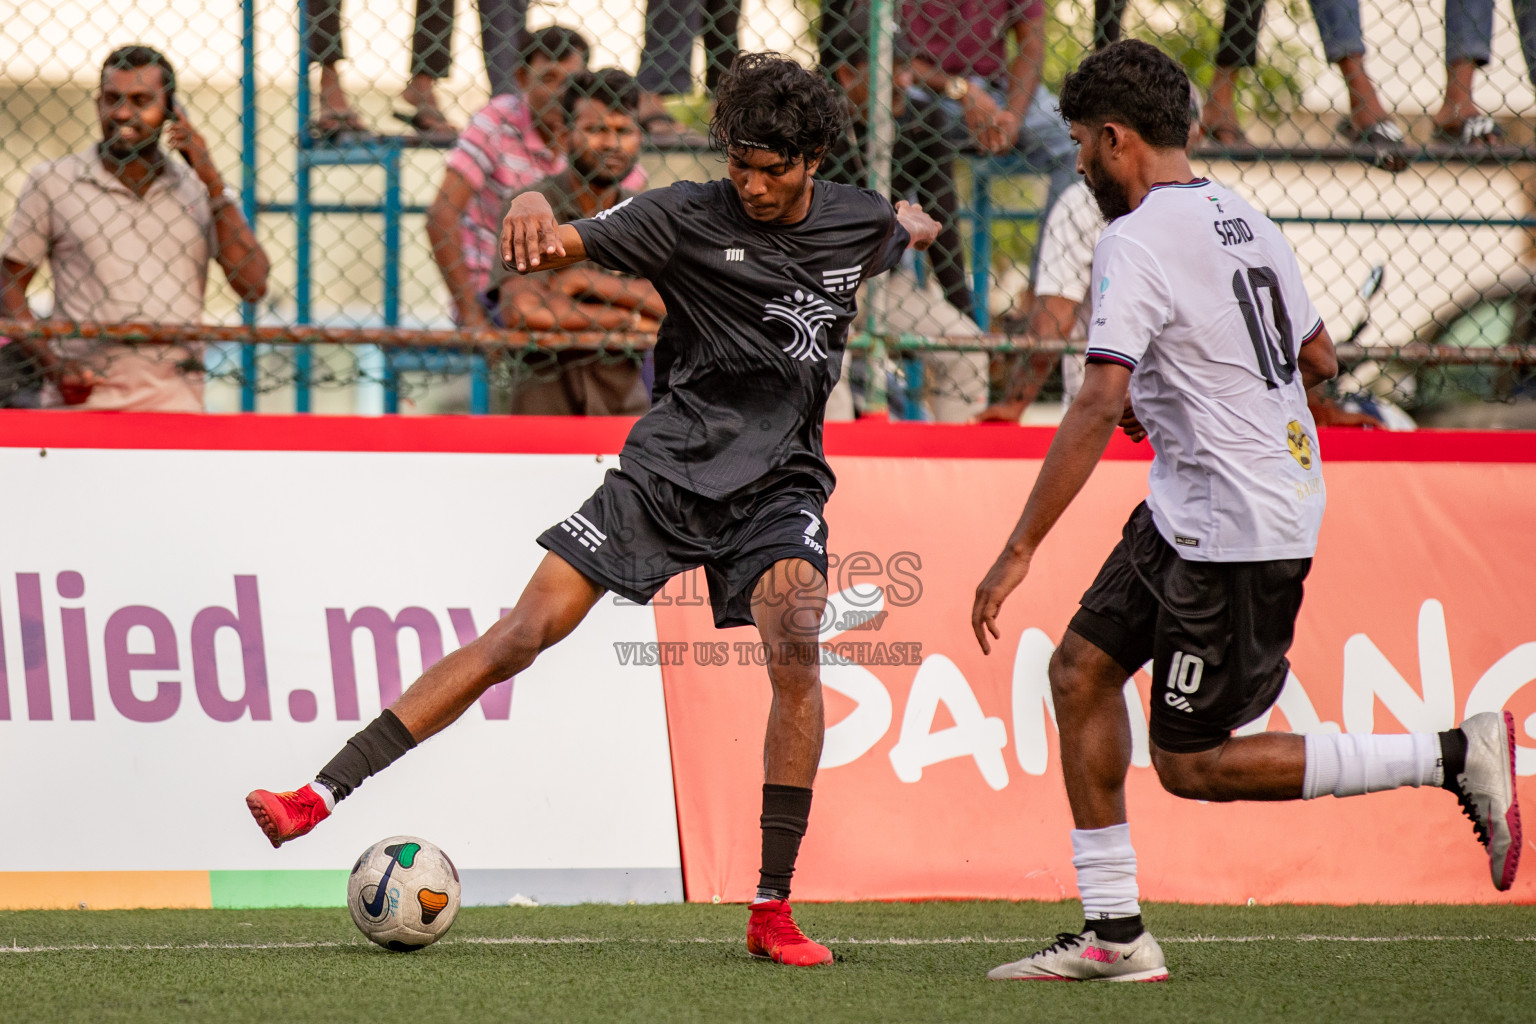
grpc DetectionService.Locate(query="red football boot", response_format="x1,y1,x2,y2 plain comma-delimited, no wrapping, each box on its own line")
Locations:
245,785,331,848
747,899,833,966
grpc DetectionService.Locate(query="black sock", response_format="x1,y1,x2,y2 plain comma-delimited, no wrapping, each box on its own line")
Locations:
315,708,418,801
756,783,813,902
1087,914,1144,944
1438,728,1468,791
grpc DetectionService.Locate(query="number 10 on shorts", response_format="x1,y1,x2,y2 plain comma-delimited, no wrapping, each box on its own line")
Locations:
1165,651,1204,712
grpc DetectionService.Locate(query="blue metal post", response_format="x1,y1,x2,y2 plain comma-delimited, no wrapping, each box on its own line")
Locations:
384,148,401,328
970,160,993,330
470,360,489,414
239,0,258,411
294,0,313,413
382,145,402,414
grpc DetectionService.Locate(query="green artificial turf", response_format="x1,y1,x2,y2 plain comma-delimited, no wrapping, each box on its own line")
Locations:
1,901,1532,1023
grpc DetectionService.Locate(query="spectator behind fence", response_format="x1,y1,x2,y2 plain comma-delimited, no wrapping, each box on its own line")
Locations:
637,0,739,97
974,85,1383,427
426,27,646,328
820,4,973,322
897,0,1077,258
978,84,1205,423
819,3,989,421
488,69,662,416
1436,0,1528,145
306,0,527,140
1095,0,1405,168
0,45,269,411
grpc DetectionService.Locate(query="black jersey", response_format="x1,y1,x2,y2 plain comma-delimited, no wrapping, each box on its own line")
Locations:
571,177,909,500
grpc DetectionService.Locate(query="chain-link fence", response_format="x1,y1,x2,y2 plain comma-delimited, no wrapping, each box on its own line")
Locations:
2,0,1535,424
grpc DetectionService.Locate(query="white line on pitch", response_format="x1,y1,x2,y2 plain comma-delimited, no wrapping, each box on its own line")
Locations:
2,934,1533,954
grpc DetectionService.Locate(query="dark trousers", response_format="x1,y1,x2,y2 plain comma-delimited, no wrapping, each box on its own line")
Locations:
1094,0,1266,68
636,0,741,95
307,0,528,97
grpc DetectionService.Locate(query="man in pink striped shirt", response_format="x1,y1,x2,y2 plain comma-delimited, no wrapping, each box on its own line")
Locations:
426,26,645,326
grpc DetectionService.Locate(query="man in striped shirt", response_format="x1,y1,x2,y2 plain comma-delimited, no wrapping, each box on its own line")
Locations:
426,27,645,327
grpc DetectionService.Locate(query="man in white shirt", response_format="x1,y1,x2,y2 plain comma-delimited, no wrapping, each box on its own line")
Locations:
977,87,1199,424
970,40,1520,981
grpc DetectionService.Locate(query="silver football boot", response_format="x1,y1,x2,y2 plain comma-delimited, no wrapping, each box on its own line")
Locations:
1452,711,1522,891
987,929,1169,982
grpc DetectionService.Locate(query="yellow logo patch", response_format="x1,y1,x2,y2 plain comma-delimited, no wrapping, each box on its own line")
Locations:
1286,420,1313,470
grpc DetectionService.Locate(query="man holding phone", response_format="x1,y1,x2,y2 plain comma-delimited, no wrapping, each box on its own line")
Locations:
0,45,269,410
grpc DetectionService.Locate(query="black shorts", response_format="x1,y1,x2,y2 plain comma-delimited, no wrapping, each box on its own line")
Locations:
538,461,829,629
1068,503,1311,754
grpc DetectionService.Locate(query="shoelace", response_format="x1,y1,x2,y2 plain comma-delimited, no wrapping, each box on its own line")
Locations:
281,790,324,827
1453,775,1491,848
760,909,812,946
1034,932,1087,957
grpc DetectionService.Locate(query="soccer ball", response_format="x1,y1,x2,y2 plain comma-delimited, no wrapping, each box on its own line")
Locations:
347,835,461,951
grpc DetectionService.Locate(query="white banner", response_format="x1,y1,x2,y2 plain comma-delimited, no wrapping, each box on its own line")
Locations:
0,447,680,885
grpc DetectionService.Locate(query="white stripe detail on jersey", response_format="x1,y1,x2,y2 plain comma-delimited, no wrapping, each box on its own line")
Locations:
572,512,607,540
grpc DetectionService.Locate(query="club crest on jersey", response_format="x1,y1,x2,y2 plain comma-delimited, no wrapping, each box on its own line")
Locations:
1286,419,1313,469
763,289,837,361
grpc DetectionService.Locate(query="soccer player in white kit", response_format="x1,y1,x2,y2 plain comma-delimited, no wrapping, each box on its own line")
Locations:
971,40,1521,982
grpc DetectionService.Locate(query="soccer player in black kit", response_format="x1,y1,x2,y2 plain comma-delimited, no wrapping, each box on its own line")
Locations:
247,52,940,967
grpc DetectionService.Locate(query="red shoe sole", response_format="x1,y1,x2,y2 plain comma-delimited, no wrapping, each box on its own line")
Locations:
1499,711,1522,891
245,791,290,849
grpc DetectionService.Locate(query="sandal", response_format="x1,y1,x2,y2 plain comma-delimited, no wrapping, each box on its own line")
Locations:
1340,118,1408,172
392,105,459,143
1200,113,1251,149
309,108,369,144
1434,113,1504,146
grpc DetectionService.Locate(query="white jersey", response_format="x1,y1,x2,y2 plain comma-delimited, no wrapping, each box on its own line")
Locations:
1086,179,1325,561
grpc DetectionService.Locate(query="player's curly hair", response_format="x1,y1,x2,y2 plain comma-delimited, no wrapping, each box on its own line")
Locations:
1059,39,1191,149
708,52,848,164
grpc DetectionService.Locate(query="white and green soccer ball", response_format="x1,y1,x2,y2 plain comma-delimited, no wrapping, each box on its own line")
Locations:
347,835,461,951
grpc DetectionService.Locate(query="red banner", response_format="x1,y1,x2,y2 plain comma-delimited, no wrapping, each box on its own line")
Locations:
657,446,1536,905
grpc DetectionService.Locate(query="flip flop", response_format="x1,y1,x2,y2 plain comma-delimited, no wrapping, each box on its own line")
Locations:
1340,118,1408,172
309,108,370,144
1200,116,1251,148
392,105,458,143
1434,114,1504,146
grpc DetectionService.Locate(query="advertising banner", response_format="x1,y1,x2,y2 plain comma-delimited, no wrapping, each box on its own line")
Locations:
659,449,1536,906
0,430,681,908
3,413,1532,907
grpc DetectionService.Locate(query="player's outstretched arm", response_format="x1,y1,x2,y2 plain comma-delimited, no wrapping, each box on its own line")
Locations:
500,191,588,274
971,361,1131,653
894,200,940,252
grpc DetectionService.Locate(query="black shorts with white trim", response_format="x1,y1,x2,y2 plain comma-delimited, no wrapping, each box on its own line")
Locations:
537,461,829,630
1067,502,1311,753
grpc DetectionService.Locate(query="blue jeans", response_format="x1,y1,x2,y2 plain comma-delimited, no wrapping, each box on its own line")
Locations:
1307,0,1365,63
1446,0,1536,77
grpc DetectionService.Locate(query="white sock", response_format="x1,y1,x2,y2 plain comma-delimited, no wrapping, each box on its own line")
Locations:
1301,732,1443,799
1071,824,1141,919
308,780,337,812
